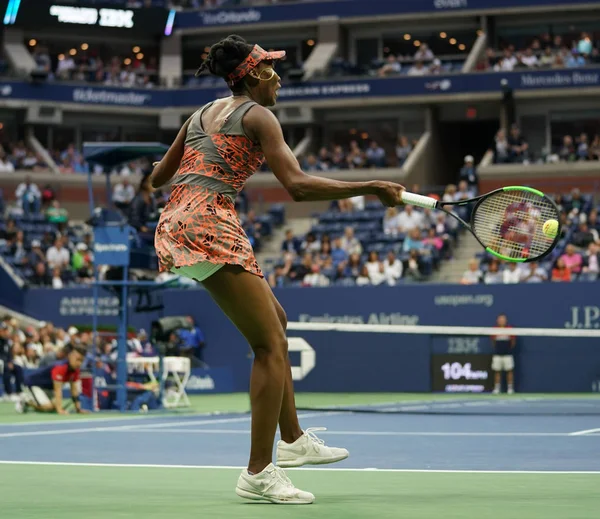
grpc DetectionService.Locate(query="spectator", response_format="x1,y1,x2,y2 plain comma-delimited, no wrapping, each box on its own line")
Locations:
301,232,321,254
2,335,25,401
460,259,482,285
303,264,329,287
331,237,348,265
589,135,600,160
414,42,434,61
395,135,412,166
30,262,51,287
365,141,386,168
551,257,571,282
429,58,443,74
15,176,42,215
383,207,400,235
577,32,593,55
560,244,583,274
46,200,69,225
0,150,15,172
493,129,510,163
340,226,363,256
577,133,589,160
378,54,401,77
383,250,403,284
46,238,70,271
404,249,424,281
28,240,46,268
521,262,548,283
520,47,538,68
494,49,517,71
566,49,586,68
507,125,529,163
73,156,90,174
365,251,386,285
343,253,362,279
56,54,76,80
330,146,347,170
572,222,598,249
539,46,555,67
403,228,424,252
558,135,576,162
483,260,503,284
51,268,64,289
582,242,600,276
586,208,599,231
355,265,371,286
502,262,521,284
112,180,135,211
281,229,301,256
346,140,365,169
407,61,428,76
397,205,424,232
128,175,156,232
288,253,313,283
455,180,473,201
423,227,444,252
72,243,93,280
459,155,478,193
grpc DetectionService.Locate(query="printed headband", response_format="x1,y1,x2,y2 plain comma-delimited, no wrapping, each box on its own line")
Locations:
225,44,285,85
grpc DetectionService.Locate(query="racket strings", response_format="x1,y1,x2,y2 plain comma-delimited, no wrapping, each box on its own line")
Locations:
472,190,558,260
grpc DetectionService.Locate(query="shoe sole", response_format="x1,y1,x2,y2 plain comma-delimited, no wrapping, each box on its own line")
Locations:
235,487,314,504
277,452,349,468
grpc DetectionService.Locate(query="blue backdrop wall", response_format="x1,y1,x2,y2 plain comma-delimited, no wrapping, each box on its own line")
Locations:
16,283,600,393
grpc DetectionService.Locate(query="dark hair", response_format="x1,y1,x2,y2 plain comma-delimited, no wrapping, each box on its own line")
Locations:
196,34,254,92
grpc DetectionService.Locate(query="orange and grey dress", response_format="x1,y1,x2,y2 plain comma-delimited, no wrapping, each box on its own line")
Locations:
154,100,264,281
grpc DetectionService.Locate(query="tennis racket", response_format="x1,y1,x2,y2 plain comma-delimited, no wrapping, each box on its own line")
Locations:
400,186,561,263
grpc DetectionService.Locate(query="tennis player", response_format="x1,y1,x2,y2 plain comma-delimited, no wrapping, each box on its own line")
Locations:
16,344,88,414
152,35,405,504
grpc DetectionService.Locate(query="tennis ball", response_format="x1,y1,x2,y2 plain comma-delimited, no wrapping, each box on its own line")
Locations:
542,219,558,238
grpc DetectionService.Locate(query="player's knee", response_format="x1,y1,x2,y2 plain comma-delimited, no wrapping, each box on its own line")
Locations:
252,333,288,364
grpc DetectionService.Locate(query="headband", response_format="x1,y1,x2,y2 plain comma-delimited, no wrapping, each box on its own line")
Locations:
226,44,285,85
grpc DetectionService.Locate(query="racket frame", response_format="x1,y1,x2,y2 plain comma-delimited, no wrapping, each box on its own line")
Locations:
401,186,562,263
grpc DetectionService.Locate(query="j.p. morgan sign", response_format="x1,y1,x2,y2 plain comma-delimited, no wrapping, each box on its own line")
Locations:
49,5,134,28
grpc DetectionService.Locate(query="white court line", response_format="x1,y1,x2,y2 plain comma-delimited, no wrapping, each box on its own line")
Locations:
569,428,600,436
123,428,600,437
0,412,339,439
0,460,599,475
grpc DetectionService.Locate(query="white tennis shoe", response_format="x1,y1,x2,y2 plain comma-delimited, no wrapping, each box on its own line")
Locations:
235,463,314,504
276,427,349,468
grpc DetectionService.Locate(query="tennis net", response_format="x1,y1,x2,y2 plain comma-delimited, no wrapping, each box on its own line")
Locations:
286,322,600,416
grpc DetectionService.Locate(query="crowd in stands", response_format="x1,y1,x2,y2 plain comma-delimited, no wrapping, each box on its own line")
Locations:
493,124,600,164
300,136,415,172
462,188,599,285
0,312,208,405
478,32,600,73
0,142,49,172
267,177,478,288
31,45,158,88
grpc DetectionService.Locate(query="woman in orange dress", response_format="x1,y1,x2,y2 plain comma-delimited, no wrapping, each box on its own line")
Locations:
151,35,405,504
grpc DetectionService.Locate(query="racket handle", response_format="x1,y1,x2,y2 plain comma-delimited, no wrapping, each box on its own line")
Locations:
401,191,438,209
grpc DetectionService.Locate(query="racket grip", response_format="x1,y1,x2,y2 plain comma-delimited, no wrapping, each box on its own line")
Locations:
401,191,438,209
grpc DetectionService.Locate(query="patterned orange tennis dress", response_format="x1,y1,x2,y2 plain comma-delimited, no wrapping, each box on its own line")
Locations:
154,100,264,280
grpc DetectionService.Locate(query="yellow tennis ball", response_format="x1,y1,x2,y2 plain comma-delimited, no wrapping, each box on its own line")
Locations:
542,219,558,238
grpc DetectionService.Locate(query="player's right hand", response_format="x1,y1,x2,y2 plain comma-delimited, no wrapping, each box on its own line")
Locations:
58,408,69,415
374,181,405,207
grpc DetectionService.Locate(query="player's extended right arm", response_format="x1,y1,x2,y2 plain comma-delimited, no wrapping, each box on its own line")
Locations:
53,380,68,415
245,107,405,207
150,116,193,189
